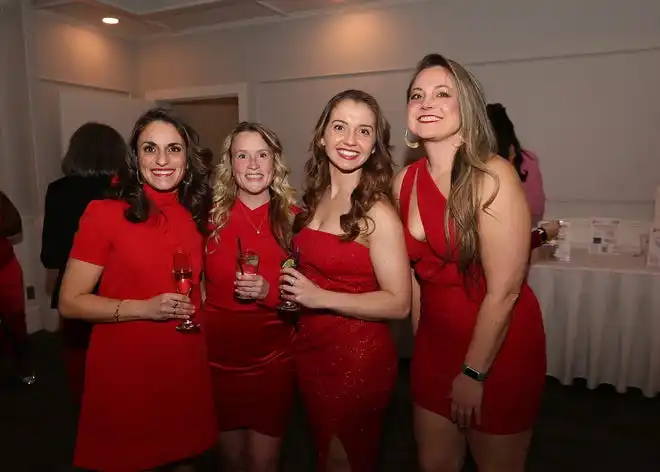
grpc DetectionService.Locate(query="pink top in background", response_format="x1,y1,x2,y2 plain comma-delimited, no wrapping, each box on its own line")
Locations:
520,149,546,226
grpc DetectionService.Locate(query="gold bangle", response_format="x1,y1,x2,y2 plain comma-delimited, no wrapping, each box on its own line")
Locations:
113,300,123,323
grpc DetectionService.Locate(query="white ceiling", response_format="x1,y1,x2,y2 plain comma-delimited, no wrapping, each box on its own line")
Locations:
31,0,421,39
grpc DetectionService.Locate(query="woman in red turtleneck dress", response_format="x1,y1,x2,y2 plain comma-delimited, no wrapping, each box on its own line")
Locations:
58,108,217,472
203,122,297,472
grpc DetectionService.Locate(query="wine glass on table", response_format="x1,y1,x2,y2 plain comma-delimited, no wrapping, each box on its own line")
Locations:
173,250,200,333
277,245,300,312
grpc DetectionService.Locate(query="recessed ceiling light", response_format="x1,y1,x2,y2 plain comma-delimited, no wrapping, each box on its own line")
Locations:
102,17,119,25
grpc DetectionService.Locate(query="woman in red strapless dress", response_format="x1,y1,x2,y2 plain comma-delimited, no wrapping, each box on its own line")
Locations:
59,108,217,471
394,55,546,472
279,90,411,472
203,122,297,472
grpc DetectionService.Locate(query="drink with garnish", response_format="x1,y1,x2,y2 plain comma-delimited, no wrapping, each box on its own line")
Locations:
235,250,259,301
277,247,300,312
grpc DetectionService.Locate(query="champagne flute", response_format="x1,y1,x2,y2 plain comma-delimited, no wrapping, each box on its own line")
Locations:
173,250,200,333
277,246,300,312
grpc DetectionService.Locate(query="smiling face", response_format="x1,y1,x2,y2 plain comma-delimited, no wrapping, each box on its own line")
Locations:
407,66,461,143
137,120,187,192
320,99,376,173
232,131,275,198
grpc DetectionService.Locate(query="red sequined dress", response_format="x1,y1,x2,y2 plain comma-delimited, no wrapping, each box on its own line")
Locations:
401,158,546,434
293,227,398,472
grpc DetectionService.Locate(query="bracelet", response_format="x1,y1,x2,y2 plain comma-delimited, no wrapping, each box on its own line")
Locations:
113,300,123,323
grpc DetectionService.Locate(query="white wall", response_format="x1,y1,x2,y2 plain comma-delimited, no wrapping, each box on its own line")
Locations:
136,0,660,221
0,7,137,333
11,0,660,334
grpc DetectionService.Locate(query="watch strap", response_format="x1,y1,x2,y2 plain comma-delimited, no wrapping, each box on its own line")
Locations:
462,363,488,381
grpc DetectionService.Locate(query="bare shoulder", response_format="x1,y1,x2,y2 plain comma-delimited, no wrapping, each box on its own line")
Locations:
481,156,524,201
367,199,404,235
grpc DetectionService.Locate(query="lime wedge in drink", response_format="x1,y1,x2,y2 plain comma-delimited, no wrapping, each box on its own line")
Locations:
281,258,296,268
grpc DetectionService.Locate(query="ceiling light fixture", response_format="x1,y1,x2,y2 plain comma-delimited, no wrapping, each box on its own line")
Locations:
102,17,119,25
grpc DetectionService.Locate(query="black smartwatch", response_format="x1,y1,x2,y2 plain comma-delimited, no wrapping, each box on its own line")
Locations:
461,363,488,382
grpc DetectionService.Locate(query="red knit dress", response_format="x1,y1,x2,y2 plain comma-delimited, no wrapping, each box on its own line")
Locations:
70,187,217,471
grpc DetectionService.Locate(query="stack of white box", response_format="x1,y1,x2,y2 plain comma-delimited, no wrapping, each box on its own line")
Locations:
646,187,660,267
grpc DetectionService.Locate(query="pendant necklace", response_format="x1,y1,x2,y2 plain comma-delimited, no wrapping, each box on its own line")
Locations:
239,202,267,235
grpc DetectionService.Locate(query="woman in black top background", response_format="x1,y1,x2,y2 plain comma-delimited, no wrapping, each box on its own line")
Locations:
40,122,125,406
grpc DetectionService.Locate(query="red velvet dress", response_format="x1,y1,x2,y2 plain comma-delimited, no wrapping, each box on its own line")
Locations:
401,159,546,434
202,200,295,437
70,187,217,471
293,228,398,472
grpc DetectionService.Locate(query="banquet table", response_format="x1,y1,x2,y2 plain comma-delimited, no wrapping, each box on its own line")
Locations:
528,250,660,397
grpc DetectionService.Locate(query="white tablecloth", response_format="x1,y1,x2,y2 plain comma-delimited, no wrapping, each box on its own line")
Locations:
528,250,660,397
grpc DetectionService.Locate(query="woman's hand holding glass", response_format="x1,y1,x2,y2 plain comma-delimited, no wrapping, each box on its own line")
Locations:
234,273,270,300
279,267,325,309
138,293,194,321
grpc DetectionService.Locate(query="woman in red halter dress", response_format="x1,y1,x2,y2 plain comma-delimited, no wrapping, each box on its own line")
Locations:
394,55,546,472
202,122,297,472
59,109,217,471
279,90,411,472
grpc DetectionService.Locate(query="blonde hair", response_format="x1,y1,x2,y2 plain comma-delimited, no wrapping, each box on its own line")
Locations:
208,122,296,250
407,54,497,276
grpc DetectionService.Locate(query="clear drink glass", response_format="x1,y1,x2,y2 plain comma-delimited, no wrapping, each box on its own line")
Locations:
236,250,260,301
173,250,200,333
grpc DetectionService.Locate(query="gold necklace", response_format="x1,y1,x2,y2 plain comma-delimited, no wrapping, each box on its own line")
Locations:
239,202,268,235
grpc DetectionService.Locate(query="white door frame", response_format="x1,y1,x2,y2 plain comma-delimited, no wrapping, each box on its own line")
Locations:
143,82,249,122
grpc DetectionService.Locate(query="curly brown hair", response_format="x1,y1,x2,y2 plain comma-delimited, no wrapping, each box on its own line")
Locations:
293,89,394,241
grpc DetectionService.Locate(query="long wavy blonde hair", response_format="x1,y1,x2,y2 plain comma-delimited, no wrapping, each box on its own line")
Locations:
208,122,296,251
407,54,497,277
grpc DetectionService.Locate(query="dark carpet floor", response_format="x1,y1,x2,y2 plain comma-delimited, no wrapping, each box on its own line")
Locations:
1,332,659,471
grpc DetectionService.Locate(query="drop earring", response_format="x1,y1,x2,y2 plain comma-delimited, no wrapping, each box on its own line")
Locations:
404,129,419,149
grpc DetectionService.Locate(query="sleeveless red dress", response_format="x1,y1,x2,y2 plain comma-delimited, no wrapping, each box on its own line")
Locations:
70,187,217,471
293,228,398,472
203,200,295,437
401,159,546,434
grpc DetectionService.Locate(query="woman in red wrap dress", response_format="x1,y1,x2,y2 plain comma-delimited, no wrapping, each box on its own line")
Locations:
203,122,297,472
393,54,546,472
279,89,411,472
59,108,217,471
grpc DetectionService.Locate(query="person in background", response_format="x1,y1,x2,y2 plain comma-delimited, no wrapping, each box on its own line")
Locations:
0,190,35,385
203,122,297,472
487,102,546,226
58,108,217,471
40,122,125,406
394,54,546,472
279,89,411,472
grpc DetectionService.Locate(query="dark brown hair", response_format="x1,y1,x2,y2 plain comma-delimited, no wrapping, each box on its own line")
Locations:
293,89,394,241
111,108,211,234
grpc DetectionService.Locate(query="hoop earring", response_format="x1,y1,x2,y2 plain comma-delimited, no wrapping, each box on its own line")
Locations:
404,129,419,149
